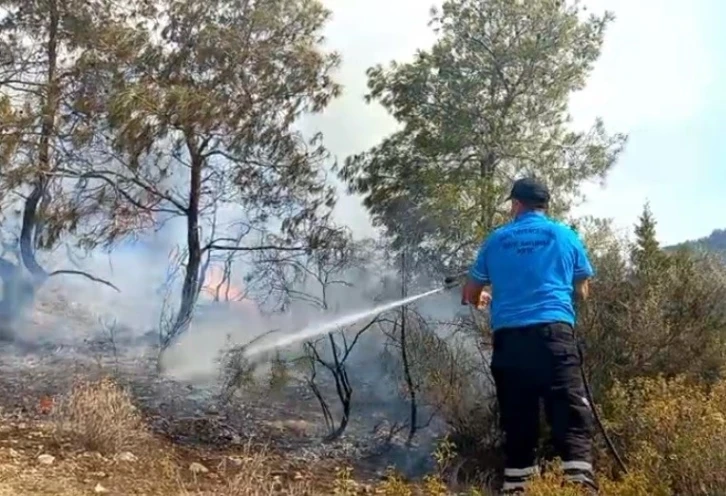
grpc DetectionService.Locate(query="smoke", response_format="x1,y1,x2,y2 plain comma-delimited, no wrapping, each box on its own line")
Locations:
26,234,173,344
156,255,407,382
150,235,472,425
0,143,480,476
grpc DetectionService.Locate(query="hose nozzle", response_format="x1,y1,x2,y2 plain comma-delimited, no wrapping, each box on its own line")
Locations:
443,271,468,289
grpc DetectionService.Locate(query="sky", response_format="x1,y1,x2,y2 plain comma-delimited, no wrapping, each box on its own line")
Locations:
299,0,726,246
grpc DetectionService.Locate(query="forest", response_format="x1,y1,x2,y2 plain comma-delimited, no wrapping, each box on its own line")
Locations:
0,0,725,495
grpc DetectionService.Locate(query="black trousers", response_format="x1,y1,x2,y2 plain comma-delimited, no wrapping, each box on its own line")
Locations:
491,322,596,492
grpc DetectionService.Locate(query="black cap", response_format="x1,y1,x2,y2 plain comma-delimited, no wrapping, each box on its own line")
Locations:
506,177,550,207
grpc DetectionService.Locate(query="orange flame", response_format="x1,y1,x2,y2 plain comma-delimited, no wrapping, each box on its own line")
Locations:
200,265,261,318
202,265,246,303
39,396,54,415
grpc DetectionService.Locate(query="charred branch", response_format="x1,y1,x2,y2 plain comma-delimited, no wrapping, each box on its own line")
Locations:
304,317,378,442
399,253,418,445
203,243,307,254
48,269,120,292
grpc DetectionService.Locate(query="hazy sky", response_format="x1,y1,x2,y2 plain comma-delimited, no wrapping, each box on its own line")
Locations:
299,0,726,245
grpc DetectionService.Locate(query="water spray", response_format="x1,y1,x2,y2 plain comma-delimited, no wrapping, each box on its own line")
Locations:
233,272,483,358
243,286,449,358
157,276,466,378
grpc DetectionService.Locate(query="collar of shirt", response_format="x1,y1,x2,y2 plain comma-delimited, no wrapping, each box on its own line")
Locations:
514,211,546,223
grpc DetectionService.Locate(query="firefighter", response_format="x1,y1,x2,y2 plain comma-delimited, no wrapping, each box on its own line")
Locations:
461,177,597,494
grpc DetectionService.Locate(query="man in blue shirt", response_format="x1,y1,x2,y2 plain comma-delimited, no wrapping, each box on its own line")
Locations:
461,177,597,495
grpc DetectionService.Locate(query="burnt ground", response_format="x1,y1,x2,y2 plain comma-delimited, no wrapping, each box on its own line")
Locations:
0,294,449,495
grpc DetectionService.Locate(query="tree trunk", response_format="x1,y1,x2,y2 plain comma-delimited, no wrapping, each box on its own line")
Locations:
400,252,418,445
20,185,47,282
323,332,353,442
19,0,60,285
167,135,203,346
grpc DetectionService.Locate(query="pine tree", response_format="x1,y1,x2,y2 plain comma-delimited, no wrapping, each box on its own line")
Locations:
630,202,667,284
81,0,344,346
339,0,627,278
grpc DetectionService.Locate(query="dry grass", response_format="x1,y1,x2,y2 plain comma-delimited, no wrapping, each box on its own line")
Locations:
53,376,148,454
214,446,316,495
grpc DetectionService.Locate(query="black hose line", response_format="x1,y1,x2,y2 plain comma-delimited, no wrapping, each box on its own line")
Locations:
573,327,629,476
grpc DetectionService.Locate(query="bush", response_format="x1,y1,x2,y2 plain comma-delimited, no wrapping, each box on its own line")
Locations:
577,216,726,397
602,376,726,495
54,376,147,454
401,312,503,480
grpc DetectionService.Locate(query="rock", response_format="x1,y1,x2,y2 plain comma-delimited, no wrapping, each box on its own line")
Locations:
115,451,138,463
94,483,108,493
37,454,55,465
189,462,209,474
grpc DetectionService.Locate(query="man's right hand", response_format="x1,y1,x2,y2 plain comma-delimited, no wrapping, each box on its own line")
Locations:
461,280,492,309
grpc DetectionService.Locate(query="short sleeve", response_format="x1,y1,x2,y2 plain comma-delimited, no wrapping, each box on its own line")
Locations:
570,230,595,280
469,236,492,285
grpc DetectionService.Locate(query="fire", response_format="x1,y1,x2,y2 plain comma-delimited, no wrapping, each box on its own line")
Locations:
201,265,251,306
38,396,54,415
198,265,261,318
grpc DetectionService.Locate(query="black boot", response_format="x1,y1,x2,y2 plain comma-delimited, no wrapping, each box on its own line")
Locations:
563,479,599,495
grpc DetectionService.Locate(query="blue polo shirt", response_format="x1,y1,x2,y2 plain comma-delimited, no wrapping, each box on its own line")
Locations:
469,212,594,331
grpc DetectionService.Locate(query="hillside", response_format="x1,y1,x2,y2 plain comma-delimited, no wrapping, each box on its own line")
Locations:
666,229,726,255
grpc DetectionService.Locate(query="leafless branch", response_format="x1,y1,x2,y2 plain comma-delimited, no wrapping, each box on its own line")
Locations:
48,269,120,292
204,243,307,253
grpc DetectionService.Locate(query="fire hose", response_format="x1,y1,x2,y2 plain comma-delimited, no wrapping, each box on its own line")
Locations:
443,273,629,477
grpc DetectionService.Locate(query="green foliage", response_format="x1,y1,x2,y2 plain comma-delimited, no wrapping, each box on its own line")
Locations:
578,213,726,394
74,0,342,246
1,0,344,252
3,3,726,494
632,203,659,257
339,0,627,275
0,0,347,342
397,207,726,492
0,0,133,253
